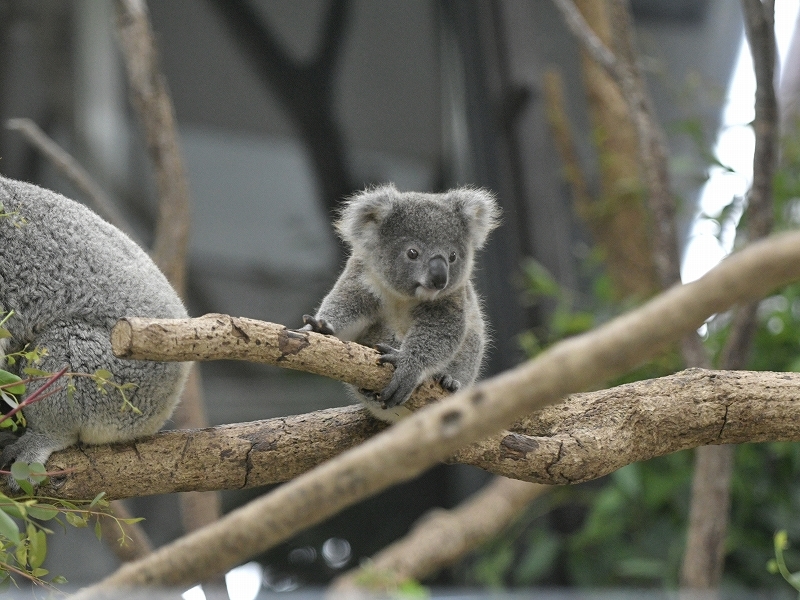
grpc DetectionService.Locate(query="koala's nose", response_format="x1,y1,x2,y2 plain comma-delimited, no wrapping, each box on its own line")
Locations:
428,256,448,290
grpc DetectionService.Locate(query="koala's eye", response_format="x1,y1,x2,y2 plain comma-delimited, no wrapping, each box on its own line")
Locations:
407,248,419,260
448,251,457,263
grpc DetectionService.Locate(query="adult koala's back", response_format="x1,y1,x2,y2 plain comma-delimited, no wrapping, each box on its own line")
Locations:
0,176,190,474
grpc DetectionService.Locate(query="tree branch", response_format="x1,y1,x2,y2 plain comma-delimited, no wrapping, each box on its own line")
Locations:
114,0,191,295
553,0,680,288
115,0,217,537
67,229,800,594
5,118,139,244
682,0,778,588
24,367,800,501
330,477,547,591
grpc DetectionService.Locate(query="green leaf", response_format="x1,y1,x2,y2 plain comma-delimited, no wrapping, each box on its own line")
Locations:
94,369,113,381
9,462,29,481
27,524,46,569
89,492,107,508
51,575,68,584
65,512,87,528
0,502,24,520
0,371,24,396
21,368,50,378
0,328,11,340
27,504,59,521
121,517,145,525
27,463,47,485
0,509,21,544
16,480,34,498
30,567,48,578
94,519,102,541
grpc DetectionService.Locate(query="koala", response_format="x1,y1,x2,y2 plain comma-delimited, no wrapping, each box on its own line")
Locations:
0,175,190,485
302,184,500,421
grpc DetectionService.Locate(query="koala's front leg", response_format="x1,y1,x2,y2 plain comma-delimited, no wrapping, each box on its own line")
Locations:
375,302,465,408
375,343,419,408
299,260,380,341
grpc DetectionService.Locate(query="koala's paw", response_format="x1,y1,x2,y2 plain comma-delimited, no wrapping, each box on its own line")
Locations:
300,314,335,335
375,343,401,366
434,373,461,393
375,345,419,408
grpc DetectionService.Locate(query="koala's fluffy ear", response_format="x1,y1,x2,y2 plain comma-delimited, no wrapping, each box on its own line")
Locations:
335,184,397,247
451,188,502,249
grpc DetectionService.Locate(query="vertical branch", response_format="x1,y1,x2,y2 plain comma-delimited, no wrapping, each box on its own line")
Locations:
682,0,777,588
718,0,777,372
551,0,679,288
114,0,219,537
114,0,190,296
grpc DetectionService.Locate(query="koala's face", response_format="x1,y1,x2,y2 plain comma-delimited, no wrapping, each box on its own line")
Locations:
375,199,473,300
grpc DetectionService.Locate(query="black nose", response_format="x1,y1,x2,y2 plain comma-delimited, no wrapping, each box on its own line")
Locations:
429,256,448,290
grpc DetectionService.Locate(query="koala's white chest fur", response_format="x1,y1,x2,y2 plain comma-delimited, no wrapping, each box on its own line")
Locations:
381,294,417,339
363,269,417,339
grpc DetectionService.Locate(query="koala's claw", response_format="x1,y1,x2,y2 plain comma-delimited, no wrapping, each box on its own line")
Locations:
435,374,461,393
375,343,401,366
302,314,335,335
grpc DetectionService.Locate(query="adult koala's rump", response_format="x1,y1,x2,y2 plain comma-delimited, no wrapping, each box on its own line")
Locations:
302,184,500,421
0,176,190,482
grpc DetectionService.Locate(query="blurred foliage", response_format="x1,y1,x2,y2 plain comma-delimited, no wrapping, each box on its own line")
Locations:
465,123,800,594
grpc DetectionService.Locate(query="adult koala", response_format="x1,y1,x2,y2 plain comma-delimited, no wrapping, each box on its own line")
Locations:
0,175,190,483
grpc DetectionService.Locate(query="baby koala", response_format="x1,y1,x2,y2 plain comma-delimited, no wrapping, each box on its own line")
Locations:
302,184,500,421
0,175,190,487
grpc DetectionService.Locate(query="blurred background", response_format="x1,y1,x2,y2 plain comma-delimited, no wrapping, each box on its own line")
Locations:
4,0,800,596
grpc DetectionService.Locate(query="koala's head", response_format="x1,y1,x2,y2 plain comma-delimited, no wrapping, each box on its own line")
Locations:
336,184,501,300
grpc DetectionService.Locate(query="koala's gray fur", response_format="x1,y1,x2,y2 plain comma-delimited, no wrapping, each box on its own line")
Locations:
302,184,500,421
0,176,190,482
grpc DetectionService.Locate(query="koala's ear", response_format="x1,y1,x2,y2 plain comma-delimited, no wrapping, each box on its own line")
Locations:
451,188,501,249
335,184,396,246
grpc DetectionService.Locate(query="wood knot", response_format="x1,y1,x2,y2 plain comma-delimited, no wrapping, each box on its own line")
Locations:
500,433,540,460
278,328,310,357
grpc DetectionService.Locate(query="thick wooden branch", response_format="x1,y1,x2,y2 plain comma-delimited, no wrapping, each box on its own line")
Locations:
30,367,800,501
71,230,800,593
111,313,450,410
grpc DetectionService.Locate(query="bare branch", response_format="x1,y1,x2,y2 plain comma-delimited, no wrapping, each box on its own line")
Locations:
66,230,800,594
553,0,680,287
18,368,800,501
114,0,216,535
683,0,778,588
331,478,547,591
114,0,191,295
551,0,618,72
5,118,139,243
